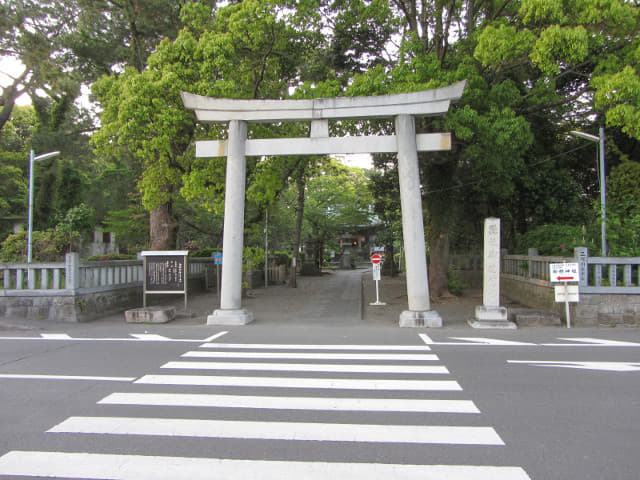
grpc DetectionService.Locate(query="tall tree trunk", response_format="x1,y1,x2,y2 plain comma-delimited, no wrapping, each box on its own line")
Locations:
150,202,176,250
428,230,450,297
289,177,305,287
423,155,456,297
383,242,398,276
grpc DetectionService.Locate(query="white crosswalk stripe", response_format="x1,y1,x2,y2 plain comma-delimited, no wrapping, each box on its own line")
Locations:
182,350,439,360
99,392,480,413
0,451,532,480
135,374,463,390
50,416,503,444
0,340,531,479
201,342,432,350
162,360,450,373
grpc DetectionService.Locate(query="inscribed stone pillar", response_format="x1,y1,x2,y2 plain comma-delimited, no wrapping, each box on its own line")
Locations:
395,114,442,328
209,120,254,325
470,217,515,328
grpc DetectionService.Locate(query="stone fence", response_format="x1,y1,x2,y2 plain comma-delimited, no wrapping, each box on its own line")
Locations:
0,254,215,322
501,248,640,326
0,253,288,322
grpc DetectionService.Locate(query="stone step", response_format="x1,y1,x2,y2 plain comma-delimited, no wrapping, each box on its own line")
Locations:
509,308,562,327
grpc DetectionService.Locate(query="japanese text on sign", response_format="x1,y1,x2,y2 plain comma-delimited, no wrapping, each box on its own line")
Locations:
146,256,185,291
549,263,580,282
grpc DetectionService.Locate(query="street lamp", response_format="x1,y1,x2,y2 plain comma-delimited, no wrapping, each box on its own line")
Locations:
27,149,60,263
570,127,606,257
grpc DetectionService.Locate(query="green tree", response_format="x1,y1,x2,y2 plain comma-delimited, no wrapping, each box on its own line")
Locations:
0,0,77,130
303,160,374,270
55,202,95,252
605,161,640,256
93,0,323,250
342,0,640,295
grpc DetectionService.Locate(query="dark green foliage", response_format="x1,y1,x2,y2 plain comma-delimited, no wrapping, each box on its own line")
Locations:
86,253,136,261
0,230,69,262
446,268,468,297
515,224,595,256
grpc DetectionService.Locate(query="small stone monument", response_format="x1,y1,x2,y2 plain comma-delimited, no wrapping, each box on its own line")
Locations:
125,306,176,324
469,217,516,329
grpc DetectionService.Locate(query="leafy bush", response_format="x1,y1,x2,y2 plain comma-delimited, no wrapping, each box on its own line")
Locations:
189,248,218,258
270,251,291,266
87,253,137,261
447,268,468,296
515,224,593,255
243,246,265,271
0,230,69,262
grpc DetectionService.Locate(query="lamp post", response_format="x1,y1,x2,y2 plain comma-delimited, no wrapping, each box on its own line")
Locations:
27,149,60,263
570,128,606,256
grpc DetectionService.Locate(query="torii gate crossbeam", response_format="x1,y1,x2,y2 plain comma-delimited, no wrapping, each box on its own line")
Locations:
182,81,466,327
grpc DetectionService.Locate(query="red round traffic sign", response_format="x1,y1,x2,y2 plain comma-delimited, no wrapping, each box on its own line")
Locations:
371,254,382,264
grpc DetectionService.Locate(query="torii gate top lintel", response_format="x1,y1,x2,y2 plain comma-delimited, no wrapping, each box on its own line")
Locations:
181,80,466,123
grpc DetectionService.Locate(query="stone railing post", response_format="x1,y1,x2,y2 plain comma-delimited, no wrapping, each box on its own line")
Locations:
65,253,80,292
527,248,538,279
575,247,589,287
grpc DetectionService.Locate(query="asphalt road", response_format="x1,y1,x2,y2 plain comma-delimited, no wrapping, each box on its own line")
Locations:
0,270,639,479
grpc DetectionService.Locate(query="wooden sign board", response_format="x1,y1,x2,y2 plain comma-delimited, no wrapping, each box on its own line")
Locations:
142,251,189,309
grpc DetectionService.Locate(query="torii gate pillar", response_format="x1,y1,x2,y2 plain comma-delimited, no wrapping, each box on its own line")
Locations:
396,115,441,327
208,120,253,325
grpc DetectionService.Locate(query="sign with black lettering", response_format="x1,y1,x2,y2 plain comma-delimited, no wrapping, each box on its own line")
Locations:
550,263,580,282
145,255,186,291
141,251,189,308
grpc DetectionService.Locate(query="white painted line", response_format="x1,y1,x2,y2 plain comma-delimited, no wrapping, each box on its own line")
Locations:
0,374,135,382
547,337,640,347
0,336,222,343
419,333,435,344
40,333,72,339
201,343,431,351
129,334,170,341
0,451,533,480
182,351,439,361
508,360,640,372
99,392,479,413
449,338,537,346
202,331,228,342
161,361,450,374
136,374,462,391
50,416,502,445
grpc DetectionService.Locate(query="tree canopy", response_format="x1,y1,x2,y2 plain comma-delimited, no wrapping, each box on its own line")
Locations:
1,0,639,286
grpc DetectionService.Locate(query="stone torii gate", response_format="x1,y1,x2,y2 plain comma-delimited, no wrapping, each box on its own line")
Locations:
182,81,466,327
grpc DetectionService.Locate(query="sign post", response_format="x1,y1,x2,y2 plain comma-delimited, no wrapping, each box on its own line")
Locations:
550,262,580,328
214,252,222,301
142,251,189,311
370,254,386,306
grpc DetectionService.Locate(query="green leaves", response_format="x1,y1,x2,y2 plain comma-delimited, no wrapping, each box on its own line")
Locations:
474,25,536,69
594,66,640,139
530,25,589,75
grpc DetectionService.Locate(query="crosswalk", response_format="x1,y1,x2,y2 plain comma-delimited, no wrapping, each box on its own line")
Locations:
0,339,531,479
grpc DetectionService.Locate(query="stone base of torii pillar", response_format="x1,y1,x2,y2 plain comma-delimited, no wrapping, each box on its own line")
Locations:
399,310,443,328
208,309,254,325
469,217,516,329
